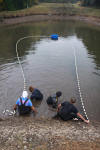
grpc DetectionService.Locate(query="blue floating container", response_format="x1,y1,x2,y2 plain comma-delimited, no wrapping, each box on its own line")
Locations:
51,34,58,40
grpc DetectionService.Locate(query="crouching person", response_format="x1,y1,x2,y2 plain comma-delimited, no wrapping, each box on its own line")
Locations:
29,86,43,101
57,97,89,124
46,91,62,108
14,91,37,115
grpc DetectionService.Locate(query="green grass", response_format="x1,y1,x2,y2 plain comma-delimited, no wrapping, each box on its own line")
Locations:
0,3,100,18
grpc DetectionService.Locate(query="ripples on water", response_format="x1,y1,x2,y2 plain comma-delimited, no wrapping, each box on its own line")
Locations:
0,21,100,121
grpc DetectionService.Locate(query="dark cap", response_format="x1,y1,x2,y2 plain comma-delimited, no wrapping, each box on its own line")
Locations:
56,91,62,97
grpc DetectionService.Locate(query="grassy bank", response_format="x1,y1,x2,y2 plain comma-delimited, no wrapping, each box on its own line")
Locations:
0,3,100,19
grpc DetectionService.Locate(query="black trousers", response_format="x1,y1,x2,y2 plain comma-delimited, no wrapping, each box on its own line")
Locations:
58,112,77,121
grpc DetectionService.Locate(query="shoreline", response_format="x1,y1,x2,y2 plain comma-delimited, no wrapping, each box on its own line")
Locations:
0,117,100,150
0,14,100,26
0,11,100,149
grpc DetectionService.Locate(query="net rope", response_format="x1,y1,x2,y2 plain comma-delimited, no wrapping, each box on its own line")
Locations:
16,35,50,91
74,47,89,120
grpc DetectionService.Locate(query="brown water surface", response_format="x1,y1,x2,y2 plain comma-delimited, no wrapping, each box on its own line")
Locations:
0,21,100,121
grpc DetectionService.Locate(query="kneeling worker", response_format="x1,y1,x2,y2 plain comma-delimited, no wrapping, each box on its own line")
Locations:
29,86,43,101
14,91,37,115
46,91,62,108
57,97,89,124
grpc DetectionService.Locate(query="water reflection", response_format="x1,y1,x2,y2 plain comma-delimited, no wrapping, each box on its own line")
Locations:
0,21,100,121
76,27,100,69
93,71,100,76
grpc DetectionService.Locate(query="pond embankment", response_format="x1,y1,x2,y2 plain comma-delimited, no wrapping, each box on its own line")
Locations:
0,3,100,26
0,14,100,27
0,3,100,150
0,117,100,150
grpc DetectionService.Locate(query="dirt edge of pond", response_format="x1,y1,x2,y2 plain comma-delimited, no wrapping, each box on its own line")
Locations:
0,14,100,149
0,15,100,26
0,116,100,150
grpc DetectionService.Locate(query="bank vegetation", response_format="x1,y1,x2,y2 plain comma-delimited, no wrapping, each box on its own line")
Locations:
0,2,100,20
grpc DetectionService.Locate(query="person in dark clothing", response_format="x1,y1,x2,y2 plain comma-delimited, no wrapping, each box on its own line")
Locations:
29,86,43,101
46,91,62,108
57,97,89,124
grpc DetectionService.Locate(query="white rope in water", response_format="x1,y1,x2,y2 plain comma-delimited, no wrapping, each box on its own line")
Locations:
16,36,89,120
16,35,50,91
74,47,89,120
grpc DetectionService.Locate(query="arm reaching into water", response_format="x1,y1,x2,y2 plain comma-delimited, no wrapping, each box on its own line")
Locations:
77,112,90,124
31,106,37,113
14,104,17,110
57,104,61,112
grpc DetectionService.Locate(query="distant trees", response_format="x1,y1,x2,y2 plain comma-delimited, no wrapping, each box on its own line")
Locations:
81,0,100,6
39,0,79,3
0,0,39,11
0,0,100,11
0,0,4,10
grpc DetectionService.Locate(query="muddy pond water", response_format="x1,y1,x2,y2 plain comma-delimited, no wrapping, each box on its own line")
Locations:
0,21,100,121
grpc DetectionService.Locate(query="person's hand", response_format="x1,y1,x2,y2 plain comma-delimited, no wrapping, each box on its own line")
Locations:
57,104,61,112
13,110,16,115
35,110,38,113
84,120,90,124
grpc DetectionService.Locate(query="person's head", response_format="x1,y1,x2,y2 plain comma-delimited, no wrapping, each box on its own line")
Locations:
29,86,34,92
22,91,28,98
56,91,62,98
70,97,76,104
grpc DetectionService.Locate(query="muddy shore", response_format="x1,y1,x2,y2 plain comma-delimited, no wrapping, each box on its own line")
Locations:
0,14,100,149
0,14,100,26
0,116,100,150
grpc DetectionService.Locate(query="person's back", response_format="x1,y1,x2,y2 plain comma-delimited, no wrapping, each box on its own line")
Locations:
29,86,43,101
14,91,37,115
46,93,56,105
46,91,62,108
17,97,32,115
31,88,43,100
58,101,78,120
57,98,89,124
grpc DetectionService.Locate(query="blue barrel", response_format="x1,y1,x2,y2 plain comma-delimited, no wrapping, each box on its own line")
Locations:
51,34,58,40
